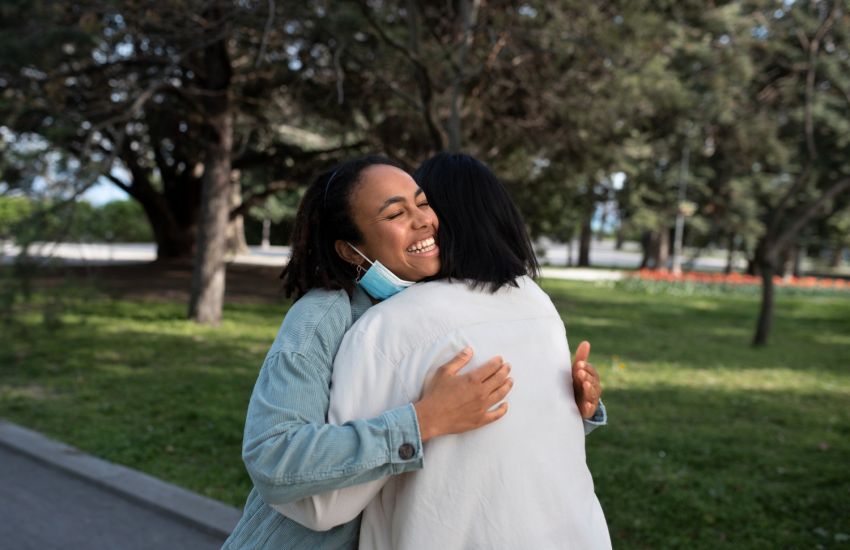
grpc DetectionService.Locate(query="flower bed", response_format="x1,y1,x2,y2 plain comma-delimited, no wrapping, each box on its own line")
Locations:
632,268,850,289
616,269,850,297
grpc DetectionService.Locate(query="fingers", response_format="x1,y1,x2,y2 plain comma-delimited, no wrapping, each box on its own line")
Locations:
479,402,509,426
573,363,586,383
469,355,504,383
579,359,599,381
573,340,591,365
583,380,600,403
437,347,474,377
481,361,510,390
486,373,513,402
579,375,601,417
585,363,602,398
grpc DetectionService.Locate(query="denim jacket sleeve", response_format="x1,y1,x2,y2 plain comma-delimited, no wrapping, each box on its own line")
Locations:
241,291,424,506
271,329,410,531
583,400,608,435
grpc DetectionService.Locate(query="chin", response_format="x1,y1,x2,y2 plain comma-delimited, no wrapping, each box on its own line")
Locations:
421,264,441,279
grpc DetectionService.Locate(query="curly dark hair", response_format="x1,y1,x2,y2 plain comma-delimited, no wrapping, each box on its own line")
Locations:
280,155,404,299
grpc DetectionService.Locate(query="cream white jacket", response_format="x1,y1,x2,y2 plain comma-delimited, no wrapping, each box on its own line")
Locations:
277,277,611,549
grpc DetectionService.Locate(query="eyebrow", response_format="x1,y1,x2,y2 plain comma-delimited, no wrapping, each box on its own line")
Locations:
377,188,425,214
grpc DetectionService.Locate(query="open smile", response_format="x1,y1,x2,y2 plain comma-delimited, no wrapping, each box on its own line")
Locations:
406,236,437,254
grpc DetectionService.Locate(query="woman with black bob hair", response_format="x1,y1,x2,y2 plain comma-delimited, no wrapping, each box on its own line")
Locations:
416,152,539,291
275,152,610,549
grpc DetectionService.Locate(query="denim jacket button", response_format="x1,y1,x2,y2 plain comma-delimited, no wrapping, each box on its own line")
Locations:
398,443,416,460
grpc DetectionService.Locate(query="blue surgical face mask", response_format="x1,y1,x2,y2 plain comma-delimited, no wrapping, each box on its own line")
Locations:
347,243,414,300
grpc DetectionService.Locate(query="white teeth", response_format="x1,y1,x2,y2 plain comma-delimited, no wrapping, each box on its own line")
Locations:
407,237,436,253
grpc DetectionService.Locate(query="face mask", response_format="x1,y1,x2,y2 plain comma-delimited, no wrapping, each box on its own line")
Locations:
347,243,414,300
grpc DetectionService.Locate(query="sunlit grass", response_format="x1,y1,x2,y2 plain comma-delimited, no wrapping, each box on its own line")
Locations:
540,279,849,548
1,278,848,548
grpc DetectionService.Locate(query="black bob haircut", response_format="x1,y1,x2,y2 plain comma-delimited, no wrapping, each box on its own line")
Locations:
414,152,539,292
281,155,403,299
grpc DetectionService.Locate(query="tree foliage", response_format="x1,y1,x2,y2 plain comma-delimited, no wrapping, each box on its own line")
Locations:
2,0,848,338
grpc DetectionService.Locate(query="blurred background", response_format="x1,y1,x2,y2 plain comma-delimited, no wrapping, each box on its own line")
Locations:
1,1,848,548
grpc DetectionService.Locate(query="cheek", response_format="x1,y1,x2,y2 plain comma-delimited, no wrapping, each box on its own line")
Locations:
363,225,406,261
428,210,439,230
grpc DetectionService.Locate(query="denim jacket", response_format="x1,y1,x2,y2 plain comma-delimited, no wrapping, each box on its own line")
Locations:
223,285,607,549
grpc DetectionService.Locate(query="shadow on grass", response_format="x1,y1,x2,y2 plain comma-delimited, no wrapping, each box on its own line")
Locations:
589,385,849,549
0,296,292,506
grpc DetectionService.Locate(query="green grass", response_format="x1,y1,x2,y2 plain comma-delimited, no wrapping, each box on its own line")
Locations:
541,280,850,549
1,279,848,548
0,294,281,505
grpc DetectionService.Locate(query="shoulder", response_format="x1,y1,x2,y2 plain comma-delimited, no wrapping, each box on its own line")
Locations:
342,282,443,344
353,281,450,330
342,281,464,361
515,276,556,304
270,288,355,358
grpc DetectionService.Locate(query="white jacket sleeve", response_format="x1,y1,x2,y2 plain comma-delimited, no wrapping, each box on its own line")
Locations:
273,329,414,531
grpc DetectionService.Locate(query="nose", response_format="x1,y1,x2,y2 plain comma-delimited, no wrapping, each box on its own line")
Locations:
412,205,436,229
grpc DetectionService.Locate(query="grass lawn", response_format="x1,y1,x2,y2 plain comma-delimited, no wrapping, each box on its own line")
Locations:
1,275,848,548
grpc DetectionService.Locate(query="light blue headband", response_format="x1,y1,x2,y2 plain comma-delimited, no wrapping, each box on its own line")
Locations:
322,168,341,208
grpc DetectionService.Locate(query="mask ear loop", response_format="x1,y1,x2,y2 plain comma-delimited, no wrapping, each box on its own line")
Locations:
346,242,375,265
347,243,372,282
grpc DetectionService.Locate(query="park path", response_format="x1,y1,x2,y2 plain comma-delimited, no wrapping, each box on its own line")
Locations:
0,421,240,550
1,239,752,274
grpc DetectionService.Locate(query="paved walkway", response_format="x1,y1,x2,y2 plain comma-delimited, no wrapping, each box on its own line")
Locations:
1,241,629,280
0,421,240,549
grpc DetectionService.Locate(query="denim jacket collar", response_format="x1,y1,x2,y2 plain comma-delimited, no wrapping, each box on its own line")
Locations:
350,285,373,324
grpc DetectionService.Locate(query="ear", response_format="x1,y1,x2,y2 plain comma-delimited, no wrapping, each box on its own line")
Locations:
335,240,365,267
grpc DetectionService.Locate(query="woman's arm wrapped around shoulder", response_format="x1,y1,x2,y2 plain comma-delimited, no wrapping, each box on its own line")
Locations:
241,329,513,508
241,345,425,506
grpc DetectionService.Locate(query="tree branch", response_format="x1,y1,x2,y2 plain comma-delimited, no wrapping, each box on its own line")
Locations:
230,179,296,219
357,0,443,149
103,172,133,195
254,0,276,68
448,0,480,151
774,177,850,254
232,141,365,170
802,3,839,159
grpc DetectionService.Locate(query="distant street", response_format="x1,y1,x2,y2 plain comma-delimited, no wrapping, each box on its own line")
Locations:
1,239,760,274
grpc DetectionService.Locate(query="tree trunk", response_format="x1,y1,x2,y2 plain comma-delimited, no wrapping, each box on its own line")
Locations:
188,30,233,325
188,109,233,324
114,167,199,262
656,227,670,270
151,219,195,260
793,245,804,278
753,243,777,347
137,199,195,261
261,219,271,250
597,205,607,242
578,217,592,267
724,233,736,275
751,175,850,346
639,230,654,269
226,179,249,256
828,247,843,268
778,246,791,279
615,229,625,251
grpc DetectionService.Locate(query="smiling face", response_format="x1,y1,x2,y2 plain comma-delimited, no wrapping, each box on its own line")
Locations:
338,164,440,282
